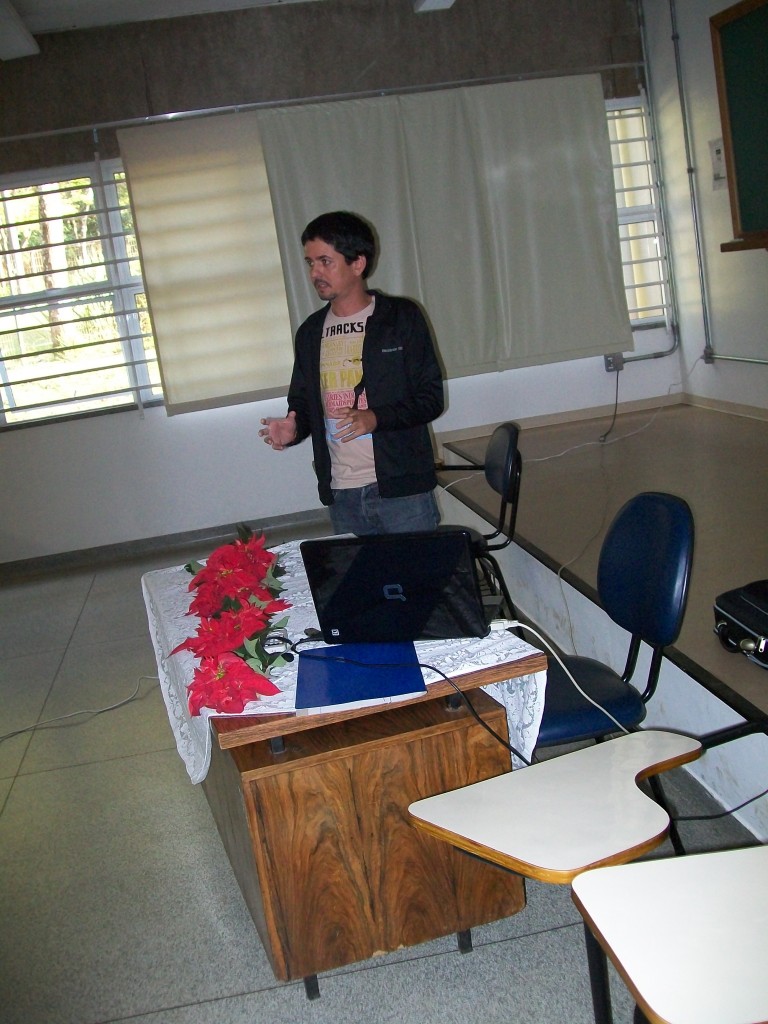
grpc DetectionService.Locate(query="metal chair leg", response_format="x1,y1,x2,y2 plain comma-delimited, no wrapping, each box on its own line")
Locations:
583,923,614,1024
303,975,320,1000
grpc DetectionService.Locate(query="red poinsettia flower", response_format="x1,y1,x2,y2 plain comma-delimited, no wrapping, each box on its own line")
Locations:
173,598,292,660
174,530,289,713
187,583,232,619
190,535,277,599
187,652,280,716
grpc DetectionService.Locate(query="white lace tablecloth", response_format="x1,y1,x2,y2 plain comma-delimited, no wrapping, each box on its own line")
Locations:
142,539,547,782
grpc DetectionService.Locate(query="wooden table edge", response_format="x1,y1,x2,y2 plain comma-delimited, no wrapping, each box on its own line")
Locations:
212,651,547,748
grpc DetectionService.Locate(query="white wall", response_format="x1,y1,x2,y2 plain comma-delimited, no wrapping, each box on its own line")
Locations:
0,399,320,562
0,336,676,563
644,0,768,409
2,0,766,565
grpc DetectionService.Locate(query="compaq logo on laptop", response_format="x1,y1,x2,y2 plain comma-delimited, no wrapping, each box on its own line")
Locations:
383,583,406,602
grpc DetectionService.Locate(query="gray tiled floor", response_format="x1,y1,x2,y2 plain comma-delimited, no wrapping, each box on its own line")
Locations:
0,525,755,1024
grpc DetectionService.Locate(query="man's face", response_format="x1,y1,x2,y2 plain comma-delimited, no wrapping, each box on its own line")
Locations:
303,238,366,307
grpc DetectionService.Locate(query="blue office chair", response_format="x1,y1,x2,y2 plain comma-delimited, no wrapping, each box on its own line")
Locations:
534,491,694,855
535,491,694,747
440,421,522,620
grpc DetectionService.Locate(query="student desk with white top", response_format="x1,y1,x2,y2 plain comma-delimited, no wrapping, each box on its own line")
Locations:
572,844,768,1024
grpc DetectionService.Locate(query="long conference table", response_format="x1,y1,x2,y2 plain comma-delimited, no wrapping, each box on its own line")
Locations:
142,539,547,994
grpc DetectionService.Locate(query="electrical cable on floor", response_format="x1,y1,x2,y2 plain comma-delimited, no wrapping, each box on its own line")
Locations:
554,492,611,654
672,784,768,824
524,409,662,465
524,372,707,653
526,357,705,469
0,675,159,743
438,471,483,492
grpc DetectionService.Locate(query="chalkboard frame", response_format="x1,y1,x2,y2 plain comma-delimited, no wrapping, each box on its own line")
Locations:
710,0,768,250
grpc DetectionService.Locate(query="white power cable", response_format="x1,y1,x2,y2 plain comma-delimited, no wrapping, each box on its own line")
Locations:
506,620,631,737
0,676,159,743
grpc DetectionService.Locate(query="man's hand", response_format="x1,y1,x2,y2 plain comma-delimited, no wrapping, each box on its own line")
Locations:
259,411,298,451
331,406,377,442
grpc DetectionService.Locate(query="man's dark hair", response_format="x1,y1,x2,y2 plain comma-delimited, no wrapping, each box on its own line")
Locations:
301,211,377,279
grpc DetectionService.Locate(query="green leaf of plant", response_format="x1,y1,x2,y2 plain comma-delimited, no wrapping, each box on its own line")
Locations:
236,522,254,543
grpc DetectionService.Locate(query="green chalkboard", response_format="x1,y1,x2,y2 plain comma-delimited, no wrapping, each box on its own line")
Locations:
710,0,768,242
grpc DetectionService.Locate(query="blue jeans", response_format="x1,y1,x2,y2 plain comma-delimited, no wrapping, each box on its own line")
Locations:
329,485,440,536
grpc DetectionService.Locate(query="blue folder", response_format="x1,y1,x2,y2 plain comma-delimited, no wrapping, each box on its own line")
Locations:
295,641,426,712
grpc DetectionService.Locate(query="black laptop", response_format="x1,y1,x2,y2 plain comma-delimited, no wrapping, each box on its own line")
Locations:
299,528,489,644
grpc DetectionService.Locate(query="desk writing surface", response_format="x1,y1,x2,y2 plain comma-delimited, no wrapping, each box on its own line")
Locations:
572,845,768,1024
142,538,547,777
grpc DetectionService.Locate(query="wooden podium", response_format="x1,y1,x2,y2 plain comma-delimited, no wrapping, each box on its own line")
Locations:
202,690,527,989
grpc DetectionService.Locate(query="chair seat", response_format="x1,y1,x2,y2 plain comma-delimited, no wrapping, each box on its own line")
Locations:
536,657,647,746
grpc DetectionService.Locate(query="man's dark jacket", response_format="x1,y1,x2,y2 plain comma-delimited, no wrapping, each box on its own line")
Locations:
287,291,444,506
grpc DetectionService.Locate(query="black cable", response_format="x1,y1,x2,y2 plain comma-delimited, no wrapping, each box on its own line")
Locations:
598,367,621,443
420,661,531,766
672,784,768,823
296,642,768,821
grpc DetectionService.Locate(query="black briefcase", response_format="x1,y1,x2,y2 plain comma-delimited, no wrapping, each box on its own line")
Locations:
714,580,768,668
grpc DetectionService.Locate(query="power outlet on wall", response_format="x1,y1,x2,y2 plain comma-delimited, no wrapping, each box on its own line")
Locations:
604,352,625,372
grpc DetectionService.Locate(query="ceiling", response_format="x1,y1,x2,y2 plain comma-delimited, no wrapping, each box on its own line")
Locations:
7,0,318,34
1,0,456,59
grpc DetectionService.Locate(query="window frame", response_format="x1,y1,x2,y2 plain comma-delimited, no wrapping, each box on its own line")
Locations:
0,157,161,429
606,95,673,330
1,94,672,430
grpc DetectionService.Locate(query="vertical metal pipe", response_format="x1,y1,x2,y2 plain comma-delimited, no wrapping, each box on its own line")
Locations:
667,0,715,362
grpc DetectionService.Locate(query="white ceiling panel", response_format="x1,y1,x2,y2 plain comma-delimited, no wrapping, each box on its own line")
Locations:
5,0,323,37
1,0,454,60
0,0,39,58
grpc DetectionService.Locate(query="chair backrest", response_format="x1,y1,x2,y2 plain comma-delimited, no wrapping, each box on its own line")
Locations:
597,491,694,649
483,421,522,540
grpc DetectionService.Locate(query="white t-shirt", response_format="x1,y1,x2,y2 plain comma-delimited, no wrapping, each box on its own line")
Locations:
319,297,376,490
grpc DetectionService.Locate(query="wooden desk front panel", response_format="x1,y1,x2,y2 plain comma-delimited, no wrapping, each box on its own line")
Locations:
208,694,525,981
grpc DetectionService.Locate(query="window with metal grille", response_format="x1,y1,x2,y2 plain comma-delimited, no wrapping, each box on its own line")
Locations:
0,99,670,431
0,158,161,427
607,97,672,327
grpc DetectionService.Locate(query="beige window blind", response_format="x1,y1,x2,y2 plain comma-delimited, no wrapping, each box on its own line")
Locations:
119,75,632,415
117,112,293,415
259,75,633,378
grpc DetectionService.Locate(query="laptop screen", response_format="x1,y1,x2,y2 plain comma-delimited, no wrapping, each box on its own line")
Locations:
300,529,489,644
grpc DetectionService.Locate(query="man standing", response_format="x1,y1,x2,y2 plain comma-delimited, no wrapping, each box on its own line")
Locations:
259,211,444,536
